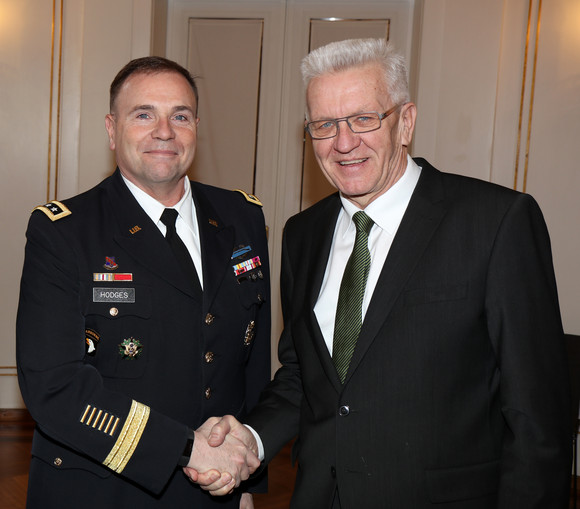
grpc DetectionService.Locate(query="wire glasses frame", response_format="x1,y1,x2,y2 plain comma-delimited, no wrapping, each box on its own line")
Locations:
305,104,401,140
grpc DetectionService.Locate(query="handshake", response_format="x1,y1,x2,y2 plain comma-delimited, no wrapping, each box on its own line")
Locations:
183,415,259,496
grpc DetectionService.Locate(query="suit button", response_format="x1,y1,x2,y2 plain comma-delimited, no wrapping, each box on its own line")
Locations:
205,387,212,399
330,466,336,478
205,313,214,325
109,307,118,317
339,405,350,416
204,351,214,363
54,457,63,467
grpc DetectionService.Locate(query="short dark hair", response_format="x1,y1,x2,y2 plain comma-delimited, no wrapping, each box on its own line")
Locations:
109,56,199,113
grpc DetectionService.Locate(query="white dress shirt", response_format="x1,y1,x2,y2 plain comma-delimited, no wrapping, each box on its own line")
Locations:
314,155,421,354
121,175,204,289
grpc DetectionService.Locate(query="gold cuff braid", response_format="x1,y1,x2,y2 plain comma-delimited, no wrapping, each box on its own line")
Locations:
103,400,150,473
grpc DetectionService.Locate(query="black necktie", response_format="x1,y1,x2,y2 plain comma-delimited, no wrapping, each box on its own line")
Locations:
332,211,374,383
160,208,202,293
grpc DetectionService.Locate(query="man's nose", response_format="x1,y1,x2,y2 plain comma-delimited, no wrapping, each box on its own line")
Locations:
152,117,175,140
333,119,360,152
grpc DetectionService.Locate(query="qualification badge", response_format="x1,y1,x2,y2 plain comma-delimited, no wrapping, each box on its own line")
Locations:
119,338,143,359
244,321,256,346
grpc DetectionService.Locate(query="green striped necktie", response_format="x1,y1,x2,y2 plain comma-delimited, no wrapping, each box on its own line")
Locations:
332,211,374,383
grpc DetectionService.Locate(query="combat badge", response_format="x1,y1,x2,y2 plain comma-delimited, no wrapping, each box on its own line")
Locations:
232,245,252,260
33,200,71,221
119,337,143,359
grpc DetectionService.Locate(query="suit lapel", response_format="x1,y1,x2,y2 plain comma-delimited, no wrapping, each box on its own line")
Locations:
345,163,448,383
191,182,234,311
106,170,201,299
301,195,345,391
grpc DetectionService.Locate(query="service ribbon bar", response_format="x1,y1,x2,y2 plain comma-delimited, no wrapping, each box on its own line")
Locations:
233,256,261,276
93,273,133,282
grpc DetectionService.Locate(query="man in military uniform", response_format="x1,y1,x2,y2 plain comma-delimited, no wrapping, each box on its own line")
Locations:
16,56,270,508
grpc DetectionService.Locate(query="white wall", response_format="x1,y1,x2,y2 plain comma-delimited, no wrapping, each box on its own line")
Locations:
1,0,578,407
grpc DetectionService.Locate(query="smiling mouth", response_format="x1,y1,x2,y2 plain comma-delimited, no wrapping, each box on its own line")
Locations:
145,150,177,156
339,158,367,166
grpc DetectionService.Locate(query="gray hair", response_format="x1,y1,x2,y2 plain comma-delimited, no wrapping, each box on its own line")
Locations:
300,38,410,109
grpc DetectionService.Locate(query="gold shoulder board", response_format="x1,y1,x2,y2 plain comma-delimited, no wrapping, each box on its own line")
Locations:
33,200,72,221
233,189,262,207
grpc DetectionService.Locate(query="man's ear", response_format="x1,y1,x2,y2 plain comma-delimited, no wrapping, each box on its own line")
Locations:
399,102,417,147
104,114,116,151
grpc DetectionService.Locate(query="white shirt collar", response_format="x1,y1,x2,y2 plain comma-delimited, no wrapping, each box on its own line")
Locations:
120,175,196,231
339,155,421,236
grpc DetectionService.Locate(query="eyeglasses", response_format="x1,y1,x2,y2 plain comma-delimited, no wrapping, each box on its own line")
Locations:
305,104,400,140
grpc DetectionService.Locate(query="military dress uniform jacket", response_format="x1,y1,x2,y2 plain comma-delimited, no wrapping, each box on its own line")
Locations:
246,158,571,508
16,169,270,508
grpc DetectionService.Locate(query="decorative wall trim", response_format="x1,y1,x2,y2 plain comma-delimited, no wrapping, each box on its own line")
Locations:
46,0,64,202
0,366,17,377
514,0,542,192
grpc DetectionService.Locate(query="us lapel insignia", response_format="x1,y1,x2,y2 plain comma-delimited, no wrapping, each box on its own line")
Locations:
104,256,118,270
119,337,143,359
208,218,218,227
244,321,256,346
129,225,141,235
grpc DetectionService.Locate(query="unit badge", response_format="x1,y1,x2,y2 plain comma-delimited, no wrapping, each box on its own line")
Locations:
104,256,118,270
85,329,100,355
119,338,143,359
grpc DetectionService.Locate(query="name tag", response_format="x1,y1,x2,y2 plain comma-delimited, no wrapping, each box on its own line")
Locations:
93,288,135,303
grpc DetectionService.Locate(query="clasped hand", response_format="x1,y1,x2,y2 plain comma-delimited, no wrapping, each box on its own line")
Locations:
183,415,259,495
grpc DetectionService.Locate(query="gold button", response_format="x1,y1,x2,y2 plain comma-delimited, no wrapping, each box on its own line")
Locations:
204,387,211,399
54,457,63,467
109,307,119,317
204,352,214,363
205,313,214,325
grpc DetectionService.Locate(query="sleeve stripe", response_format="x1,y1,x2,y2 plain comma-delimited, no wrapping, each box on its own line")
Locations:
103,400,150,473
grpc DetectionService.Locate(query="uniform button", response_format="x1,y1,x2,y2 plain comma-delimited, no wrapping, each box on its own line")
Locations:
205,387,211,399
205,313,214,325
339,405,350,416
204,351,214,363
330,466,336,478
109,307,118,317
257,294,263,303
54,457,63,467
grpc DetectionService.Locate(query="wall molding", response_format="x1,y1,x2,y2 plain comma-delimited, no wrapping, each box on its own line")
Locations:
513,0,542,192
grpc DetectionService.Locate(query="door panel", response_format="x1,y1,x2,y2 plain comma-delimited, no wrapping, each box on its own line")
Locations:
187,18,263,191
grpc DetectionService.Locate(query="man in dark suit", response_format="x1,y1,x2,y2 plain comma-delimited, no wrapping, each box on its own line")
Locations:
196,39,571,508
16,56,269,508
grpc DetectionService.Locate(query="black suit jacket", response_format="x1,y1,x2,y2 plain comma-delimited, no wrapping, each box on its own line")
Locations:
246,158,571,508
17,170,270,508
